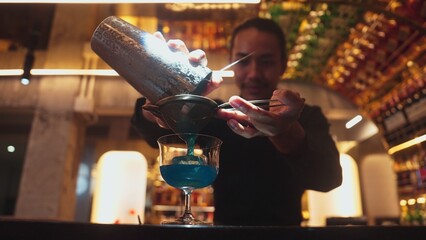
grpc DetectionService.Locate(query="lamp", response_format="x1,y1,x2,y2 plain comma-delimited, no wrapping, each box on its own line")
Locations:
345,115,363,129
21,51,34,85
20,30,39,85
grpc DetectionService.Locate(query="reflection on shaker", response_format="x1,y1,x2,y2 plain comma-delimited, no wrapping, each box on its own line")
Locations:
91,16,212,103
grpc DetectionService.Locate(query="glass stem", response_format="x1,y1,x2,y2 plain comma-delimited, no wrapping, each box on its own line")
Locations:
182,189,194,218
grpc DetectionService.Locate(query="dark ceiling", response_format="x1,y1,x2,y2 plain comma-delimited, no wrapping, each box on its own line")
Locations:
0,4,55,50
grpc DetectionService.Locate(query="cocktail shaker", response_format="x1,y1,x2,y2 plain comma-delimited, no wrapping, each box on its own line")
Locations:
91,16,212,103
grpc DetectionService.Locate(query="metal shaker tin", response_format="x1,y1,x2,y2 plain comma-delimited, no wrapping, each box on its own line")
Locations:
91,16,212,103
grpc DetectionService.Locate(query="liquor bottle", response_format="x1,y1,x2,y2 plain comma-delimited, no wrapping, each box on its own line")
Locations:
412,200,424,225
400,199,410,225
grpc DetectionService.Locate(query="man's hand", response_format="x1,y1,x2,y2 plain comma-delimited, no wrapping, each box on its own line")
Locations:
142,32,223,127
153,32,222,95
216,89,306,154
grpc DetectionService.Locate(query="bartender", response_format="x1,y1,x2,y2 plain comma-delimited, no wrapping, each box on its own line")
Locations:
132,17,342,226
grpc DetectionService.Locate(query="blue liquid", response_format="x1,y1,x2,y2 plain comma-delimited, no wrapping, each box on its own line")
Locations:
184,134,197,156
160,164,217,189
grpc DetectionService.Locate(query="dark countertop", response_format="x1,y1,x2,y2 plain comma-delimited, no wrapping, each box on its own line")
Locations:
1,218,426,240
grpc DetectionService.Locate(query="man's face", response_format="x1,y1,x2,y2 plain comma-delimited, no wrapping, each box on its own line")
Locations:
231,28,286,100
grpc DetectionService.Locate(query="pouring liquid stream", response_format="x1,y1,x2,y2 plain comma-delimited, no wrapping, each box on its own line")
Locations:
165,134,215,190
172,134,203,165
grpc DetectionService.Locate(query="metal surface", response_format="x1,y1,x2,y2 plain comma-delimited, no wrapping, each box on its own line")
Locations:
143,94,287,133
91,16,212,103
218,52,255,72
218,99,285,109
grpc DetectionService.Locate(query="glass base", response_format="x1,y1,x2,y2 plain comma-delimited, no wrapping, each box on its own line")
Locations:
161,212,212,226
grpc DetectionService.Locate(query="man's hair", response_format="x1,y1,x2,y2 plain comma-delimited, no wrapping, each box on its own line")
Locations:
230,17,287,63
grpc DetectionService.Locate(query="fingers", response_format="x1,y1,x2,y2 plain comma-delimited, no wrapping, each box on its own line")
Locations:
155,118,169,129
272,89,305,118
273,89,305,108
188,49,222,95
153,32,218,96
167,39,190,54
216,108,251,123
216,98,269,138
153,31,208,66
217,90,306,139
216,96,274,126
189,49,208,66
227,119,260,139
227,96,272,122
164,36,210,68
142,100,170,130
153,31,191,56
202,71,223,95
153,31,166,42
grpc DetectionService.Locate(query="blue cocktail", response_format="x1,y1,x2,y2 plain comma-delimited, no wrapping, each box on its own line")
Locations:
157,133,221,225
160,164,217,190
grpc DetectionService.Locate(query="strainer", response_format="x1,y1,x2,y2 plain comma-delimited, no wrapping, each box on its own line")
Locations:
143,94,284,133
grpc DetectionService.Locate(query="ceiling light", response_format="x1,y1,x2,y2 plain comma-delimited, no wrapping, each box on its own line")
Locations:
20,77,31,85
0,68,233,77
21,52,34,85
388,134,426,155
7,145,16,153
0,0,260,3
345,115,362,129
32,69,119,76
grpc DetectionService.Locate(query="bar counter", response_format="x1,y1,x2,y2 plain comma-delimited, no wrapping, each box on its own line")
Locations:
1,218,426,240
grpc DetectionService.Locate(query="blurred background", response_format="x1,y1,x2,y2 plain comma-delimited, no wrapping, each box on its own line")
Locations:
0,0,425,226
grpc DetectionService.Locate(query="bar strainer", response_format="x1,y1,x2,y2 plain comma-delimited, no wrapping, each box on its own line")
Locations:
143,94,284,133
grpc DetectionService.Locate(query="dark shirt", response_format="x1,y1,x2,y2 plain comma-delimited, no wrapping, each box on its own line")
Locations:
131,97,342,226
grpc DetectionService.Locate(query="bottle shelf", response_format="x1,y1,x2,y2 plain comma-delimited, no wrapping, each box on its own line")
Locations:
152,205,215,213
149,182,215,224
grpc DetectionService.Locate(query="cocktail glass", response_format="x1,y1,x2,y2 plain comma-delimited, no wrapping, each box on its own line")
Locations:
157,133,222,225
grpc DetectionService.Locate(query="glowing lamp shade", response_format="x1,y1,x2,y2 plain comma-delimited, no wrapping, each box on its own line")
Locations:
307,154,363,226
91,151,147,224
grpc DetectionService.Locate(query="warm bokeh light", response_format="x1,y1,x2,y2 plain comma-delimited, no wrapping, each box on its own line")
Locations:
407,198,416,206
0,0,260,3
388,134,426,155
307,154,363,226
91,151,148,224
